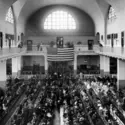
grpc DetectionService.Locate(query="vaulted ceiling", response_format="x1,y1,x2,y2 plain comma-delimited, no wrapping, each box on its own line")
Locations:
0,0,125,32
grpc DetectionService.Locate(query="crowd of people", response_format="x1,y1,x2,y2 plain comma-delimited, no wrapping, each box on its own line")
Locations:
80,75,125,125
10,76,42,125
0,76,26,121
1,72,125,125
63,87,90,125
7,73,93,125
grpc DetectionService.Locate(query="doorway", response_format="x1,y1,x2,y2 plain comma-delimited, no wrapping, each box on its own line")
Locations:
48,61,73,75
0,32,3,49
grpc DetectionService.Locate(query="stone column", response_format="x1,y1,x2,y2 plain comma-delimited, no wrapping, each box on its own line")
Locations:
12,57,21,77
104,56,110,75
117,59,125,90
44,54,48,74
17,56,21,76
0,60,7,89
74,53,77,75
100,55,104,76
100,56,110,76
12,57,18,77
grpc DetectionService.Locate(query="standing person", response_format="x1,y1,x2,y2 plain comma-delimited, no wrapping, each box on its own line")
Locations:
37,43,40,51
40,41,43,51
9,37,11,49
0,38,3,49
99,41,103,52
79,72,83,80
60,38,63,48
0,32,3,49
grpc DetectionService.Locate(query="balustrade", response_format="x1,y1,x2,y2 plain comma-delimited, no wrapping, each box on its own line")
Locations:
97,46,125,58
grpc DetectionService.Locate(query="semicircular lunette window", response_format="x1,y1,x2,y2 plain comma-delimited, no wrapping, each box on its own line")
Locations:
108,6,116,22
5,7,14,24
44,11,76,30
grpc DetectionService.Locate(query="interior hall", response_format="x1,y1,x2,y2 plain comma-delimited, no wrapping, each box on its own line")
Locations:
0,0,125,125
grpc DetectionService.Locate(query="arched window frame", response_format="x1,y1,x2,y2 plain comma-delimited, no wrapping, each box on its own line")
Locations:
44,10,76,30
5,6,14,24
108,6,117,22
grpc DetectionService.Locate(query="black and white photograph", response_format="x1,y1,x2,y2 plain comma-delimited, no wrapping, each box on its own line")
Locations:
0,0,125,125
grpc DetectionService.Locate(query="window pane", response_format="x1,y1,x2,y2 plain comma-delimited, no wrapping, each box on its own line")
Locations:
5,7,14,24
108,6,116,22
44,10,76,30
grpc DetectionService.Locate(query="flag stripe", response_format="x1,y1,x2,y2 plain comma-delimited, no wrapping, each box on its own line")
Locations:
47,54,74,57
48,59,74,61
47,47,74,61
48,57,74,59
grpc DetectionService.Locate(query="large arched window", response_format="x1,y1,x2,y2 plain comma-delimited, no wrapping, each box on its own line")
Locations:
5,7,14,24
108,6,116,22
44,11,76,30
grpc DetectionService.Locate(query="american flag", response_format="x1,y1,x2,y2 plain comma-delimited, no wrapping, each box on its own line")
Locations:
47,47,74,61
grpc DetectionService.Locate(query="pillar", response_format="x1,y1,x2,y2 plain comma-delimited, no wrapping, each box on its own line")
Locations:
17,57,21,76
44,54,48,74
100,56,110,75
12,57,21,77
0,60,7,89
100,55,105,76
74,54,77,75
104,56,110,75
117,59,125,89
12,57,18,77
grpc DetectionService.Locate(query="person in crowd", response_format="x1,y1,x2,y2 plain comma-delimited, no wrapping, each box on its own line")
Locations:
40,41,43,51
8,37,11,49
37,43,41,51
79,72,83,80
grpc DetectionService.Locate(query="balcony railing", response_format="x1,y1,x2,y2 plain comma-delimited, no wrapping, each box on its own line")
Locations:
26,45,48,53
74,44,99,53
0,47,26,60
97,46,125,58
25,44,100,54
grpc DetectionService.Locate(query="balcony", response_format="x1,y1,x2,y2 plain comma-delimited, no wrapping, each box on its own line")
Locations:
74,44,99,55
24,44,100,56
0,47,26,60
23,45,48,56
0,44,100,61
95,46,125,59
